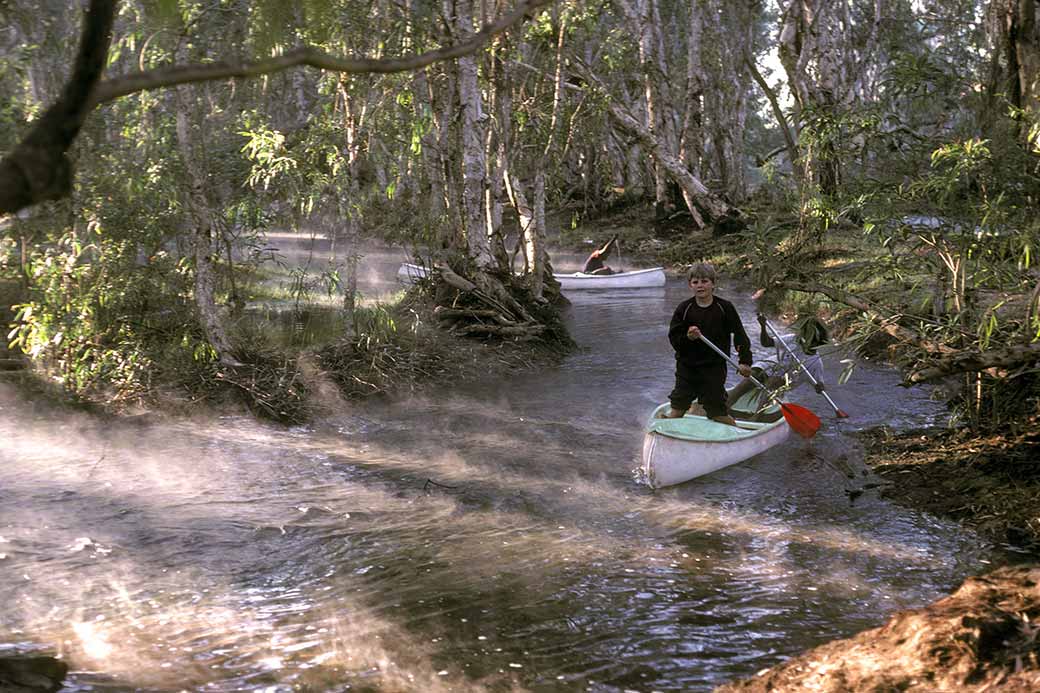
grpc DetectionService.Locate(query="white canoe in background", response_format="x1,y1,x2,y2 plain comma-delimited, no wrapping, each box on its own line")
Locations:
553,267,666,290
640,402,790,489
397,262,430,284
399,263,666,290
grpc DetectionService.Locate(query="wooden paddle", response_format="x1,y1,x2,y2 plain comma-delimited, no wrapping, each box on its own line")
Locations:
760,317,849,418
697,334,821,439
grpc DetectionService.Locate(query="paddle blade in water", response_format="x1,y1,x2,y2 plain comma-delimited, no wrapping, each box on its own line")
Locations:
781,402,821,438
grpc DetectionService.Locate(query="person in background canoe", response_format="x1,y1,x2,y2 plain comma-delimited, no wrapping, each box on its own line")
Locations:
582,235,619,275
726,313,830,409
662,263,753,424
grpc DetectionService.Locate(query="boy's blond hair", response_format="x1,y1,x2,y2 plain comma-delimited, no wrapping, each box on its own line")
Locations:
687,262,717,283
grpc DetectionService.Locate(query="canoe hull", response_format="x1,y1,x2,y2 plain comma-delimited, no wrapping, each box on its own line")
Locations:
641,405,790,488
553,267,665,289
400,264,666,289
397,263,429,284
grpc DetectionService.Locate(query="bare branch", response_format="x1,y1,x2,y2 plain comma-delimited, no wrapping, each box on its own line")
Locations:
908,342,1040,383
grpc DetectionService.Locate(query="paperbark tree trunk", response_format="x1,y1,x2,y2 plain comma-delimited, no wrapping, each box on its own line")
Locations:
174,84,239,365
777,0,885,194
486,43,510,268
680,0,705,177
613,0,680,213
336,76,370,323
455,0,493,267
778,0,841,192
701,0,753,203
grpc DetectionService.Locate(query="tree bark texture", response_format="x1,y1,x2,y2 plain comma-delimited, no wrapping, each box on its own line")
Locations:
701,0,754,203
991,0,1040,144
680,0,705,178
613,0,680,212
455,0,493,267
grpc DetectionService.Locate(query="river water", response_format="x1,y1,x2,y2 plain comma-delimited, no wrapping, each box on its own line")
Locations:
0,254,1000,692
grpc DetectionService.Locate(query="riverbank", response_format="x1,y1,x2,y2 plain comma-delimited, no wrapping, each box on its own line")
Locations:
859,424,1040,556
717,563,1040,692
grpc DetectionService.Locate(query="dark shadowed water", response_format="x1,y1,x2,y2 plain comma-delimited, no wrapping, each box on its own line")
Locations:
0,267,999,692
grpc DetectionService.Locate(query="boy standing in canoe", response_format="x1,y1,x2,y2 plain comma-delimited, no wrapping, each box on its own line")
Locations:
662,263,753,424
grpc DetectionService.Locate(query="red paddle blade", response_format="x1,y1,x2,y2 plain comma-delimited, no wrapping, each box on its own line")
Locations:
781,402,821,438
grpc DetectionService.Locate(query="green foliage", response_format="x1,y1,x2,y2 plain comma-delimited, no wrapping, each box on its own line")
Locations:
241,125,297,191
7,230,204,401
353,303,397,346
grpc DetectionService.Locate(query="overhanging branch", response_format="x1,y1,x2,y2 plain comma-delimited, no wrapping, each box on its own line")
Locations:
91,0,551,105
0,0,115,215
775,278,1040,384
0,0,551,218
773,279,955,355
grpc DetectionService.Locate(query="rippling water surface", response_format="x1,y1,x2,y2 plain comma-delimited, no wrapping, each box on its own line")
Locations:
0,267,997,692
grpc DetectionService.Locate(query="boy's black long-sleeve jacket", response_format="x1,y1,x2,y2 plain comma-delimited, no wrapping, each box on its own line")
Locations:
668,295,753,367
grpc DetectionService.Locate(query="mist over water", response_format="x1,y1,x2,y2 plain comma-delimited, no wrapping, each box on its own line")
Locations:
0,268,996,692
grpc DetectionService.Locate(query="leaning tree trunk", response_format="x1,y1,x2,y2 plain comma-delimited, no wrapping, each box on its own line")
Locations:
606,101,739,228
174,84,239,365
0,0,115,217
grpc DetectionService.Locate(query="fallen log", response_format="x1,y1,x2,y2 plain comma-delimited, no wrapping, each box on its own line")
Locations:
452,322,545,338
435,265,477,292
908,341,1040,383
433,306,517,325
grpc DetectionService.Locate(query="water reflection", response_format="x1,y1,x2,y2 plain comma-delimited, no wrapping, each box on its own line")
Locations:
0,274,996,692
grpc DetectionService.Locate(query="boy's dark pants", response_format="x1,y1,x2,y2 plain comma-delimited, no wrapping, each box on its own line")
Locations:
669,361,729,418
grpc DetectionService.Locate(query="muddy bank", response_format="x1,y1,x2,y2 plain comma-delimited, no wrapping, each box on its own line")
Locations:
860,426,1040,556
717,565,1040,692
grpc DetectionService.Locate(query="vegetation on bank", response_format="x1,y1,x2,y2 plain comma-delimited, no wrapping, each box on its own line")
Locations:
1,1,1039,443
